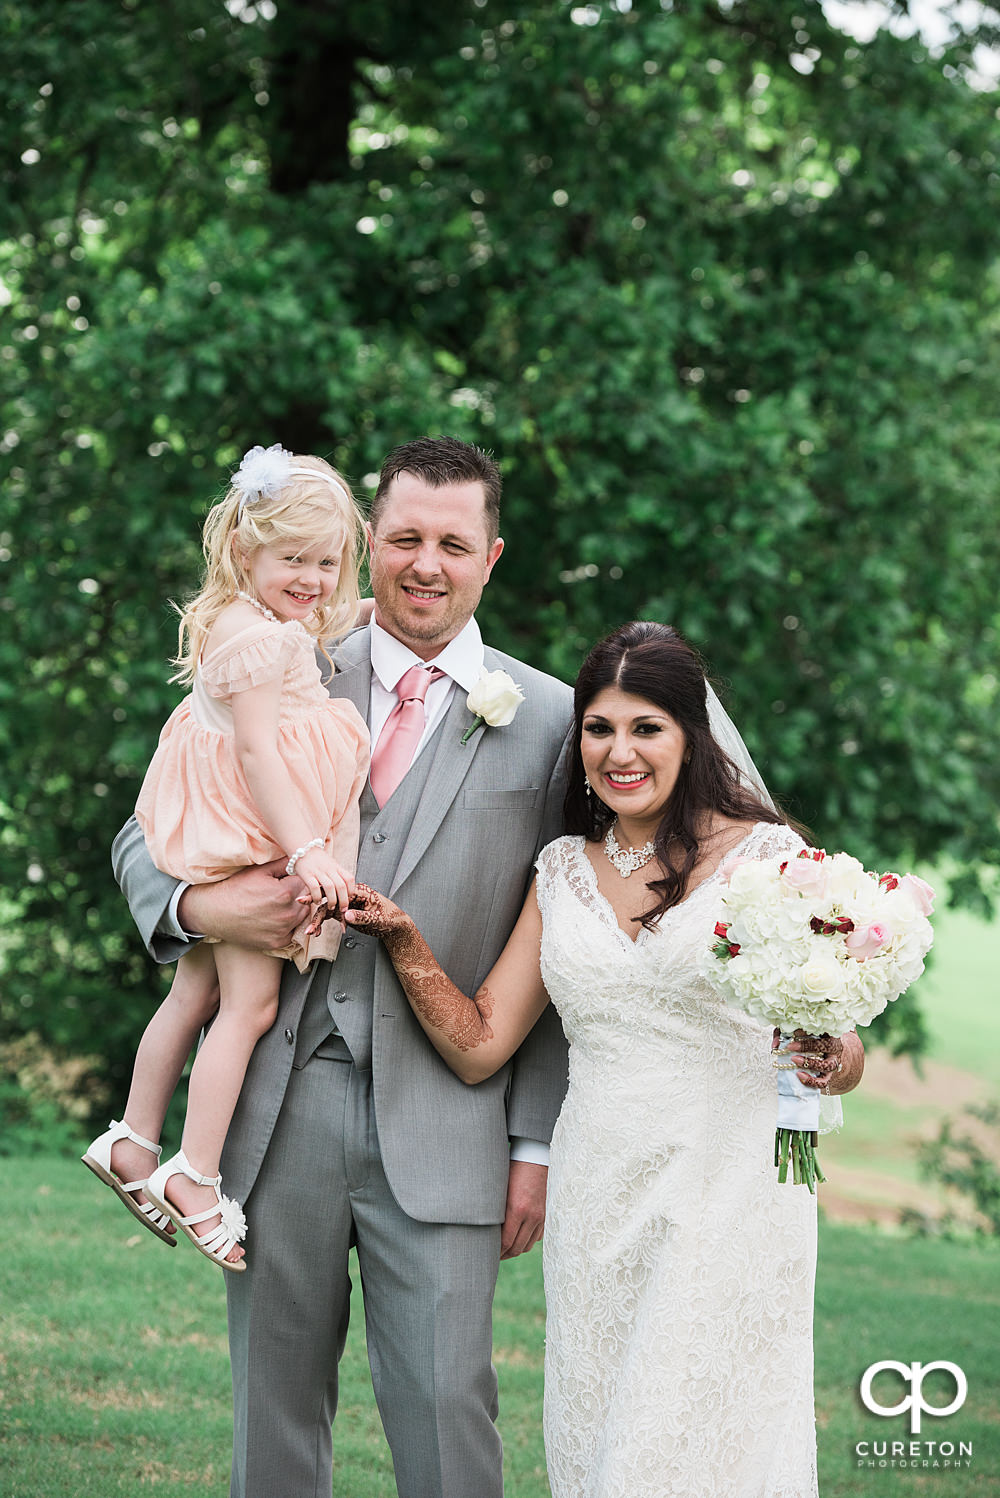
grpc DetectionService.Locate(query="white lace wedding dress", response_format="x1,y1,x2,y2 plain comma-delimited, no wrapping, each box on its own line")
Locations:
536,823,818,1498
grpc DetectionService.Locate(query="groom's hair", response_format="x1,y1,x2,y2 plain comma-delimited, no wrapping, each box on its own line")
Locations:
371,436,502,544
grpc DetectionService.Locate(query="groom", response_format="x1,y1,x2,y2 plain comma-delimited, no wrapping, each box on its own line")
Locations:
113,436,574,1498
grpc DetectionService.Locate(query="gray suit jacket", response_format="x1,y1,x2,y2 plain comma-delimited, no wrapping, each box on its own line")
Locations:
113,625,574,1224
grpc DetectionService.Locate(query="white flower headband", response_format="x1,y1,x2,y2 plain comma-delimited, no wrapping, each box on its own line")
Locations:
232,443,349,517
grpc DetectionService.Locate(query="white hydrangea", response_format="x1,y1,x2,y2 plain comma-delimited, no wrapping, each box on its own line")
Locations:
701,848,935,1035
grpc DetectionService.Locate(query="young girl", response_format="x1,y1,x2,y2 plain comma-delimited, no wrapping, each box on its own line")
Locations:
83,444,370,1271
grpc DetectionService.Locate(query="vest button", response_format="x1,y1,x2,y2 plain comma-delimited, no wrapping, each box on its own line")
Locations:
333,990,349,1004
343,937,357,950
284,1028,294,1044
372,831,387,844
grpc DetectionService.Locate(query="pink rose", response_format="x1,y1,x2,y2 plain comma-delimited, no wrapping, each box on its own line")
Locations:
845,922,890,961
900,873,935,917
719,853,751,882
781,857,830,899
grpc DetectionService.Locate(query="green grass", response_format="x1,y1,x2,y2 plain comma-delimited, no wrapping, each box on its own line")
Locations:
815,1221,999,1495
2,1162,997,1496
4,886,997,1494
0,1160,546,1498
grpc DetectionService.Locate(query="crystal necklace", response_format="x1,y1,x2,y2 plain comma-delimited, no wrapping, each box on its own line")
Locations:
604,821,656,878
237,589,279,623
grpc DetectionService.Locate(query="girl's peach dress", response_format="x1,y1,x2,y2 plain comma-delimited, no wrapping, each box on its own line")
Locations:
135,618,369,968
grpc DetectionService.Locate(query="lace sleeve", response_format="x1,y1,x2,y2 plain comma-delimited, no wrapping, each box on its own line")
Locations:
534,836,578,929
741,821,809,862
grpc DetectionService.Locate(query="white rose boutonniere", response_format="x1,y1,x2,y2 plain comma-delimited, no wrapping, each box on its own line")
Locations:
461,667,525,745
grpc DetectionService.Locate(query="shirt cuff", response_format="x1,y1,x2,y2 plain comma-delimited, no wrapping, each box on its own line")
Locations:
162,881,203,940
509,1137,550,1167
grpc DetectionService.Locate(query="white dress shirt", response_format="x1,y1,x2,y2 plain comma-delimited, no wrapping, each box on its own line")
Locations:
368,613,485,758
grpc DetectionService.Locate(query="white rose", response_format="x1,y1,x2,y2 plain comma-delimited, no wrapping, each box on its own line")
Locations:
799,953,847,1002
727,860,780,901
826,853,870,908
466,668,525,727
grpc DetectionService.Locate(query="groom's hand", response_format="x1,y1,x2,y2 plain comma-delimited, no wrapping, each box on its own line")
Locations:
178,860,306,949
500,1160,548,1259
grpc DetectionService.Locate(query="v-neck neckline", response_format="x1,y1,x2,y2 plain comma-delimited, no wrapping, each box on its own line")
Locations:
575,825,761,946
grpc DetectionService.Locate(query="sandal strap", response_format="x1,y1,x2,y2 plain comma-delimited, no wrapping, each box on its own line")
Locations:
176,1199,227,1228
119,1176,153,1194
168,1149,222,1190
136,1199,173,1231
195,1221,241,1259
109,1118,162,1157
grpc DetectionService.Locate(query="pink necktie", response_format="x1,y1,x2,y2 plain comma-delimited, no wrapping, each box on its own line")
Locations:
369,664,447,807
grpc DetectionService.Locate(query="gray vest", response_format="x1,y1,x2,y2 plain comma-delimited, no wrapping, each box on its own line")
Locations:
293,735,442,1068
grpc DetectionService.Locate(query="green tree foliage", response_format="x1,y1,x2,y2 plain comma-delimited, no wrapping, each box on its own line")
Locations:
2,0,999,1098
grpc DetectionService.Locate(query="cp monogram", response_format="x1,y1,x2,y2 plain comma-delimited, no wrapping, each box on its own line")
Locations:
860,1361,967,1435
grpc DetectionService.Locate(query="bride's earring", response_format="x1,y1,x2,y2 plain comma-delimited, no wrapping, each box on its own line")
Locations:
584,779,592,799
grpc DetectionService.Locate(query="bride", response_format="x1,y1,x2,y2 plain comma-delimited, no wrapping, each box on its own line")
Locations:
345,621,864,1498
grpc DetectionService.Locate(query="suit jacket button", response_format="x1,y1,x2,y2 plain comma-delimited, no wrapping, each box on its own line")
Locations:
333,991,349,1004
372,831,387,843
284,1028,294,1044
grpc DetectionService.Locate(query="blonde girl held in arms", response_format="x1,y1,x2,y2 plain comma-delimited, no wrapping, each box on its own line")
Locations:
83,446,370,1270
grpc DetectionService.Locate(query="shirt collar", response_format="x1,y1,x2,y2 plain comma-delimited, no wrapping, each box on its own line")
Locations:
369,614,485,694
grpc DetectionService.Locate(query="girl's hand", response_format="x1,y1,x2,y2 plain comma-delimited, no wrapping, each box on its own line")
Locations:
291,849,355,921
343,884,412,943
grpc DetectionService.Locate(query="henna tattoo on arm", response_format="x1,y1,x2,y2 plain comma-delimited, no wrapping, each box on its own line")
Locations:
383,922,496,1052
349,885,495,1052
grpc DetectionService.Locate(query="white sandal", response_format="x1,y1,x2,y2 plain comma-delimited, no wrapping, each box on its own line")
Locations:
81,1119,176,1246
144,1150,247,1273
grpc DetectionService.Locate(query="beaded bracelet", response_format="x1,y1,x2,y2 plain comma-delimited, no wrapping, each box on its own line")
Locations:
286,838,324,876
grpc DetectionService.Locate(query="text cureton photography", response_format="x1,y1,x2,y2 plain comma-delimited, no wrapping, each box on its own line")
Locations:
854,1440,973,1472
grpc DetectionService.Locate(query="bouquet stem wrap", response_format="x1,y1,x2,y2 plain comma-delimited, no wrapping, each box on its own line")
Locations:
774,1034,824,1192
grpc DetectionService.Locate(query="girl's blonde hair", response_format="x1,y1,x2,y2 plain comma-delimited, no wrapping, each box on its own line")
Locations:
173,453,364,683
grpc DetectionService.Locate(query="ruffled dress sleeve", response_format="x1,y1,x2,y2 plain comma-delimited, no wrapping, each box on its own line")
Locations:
199,619,298,698
136,618,364,895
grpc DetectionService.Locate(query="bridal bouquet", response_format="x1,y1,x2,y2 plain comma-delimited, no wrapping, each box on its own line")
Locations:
703,848,935,1190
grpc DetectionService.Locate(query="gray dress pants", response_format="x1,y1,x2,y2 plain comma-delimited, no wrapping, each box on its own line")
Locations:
226,1041,504,1498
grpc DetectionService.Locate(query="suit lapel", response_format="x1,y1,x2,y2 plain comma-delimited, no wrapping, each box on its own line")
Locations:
328,627,373,723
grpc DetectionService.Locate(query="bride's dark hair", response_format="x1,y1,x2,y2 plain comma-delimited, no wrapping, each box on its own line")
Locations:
564,621,788,928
